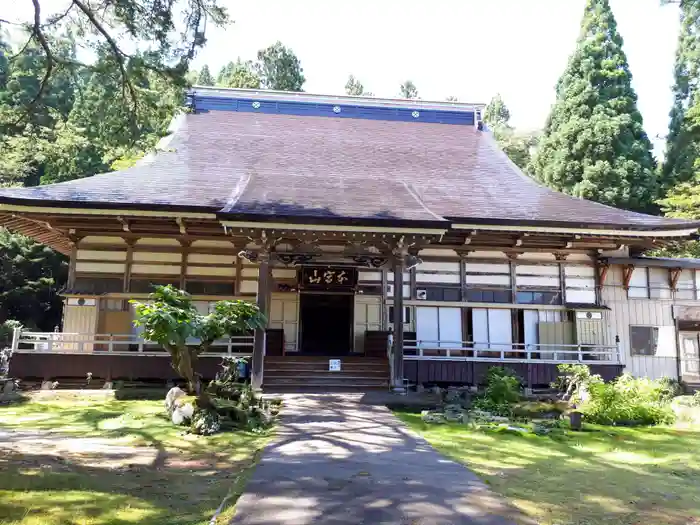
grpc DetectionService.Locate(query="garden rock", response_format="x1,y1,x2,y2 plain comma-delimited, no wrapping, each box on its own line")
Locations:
444,404,466,422
2,380,14,395
421,410,446,424
164,386,186,415
171,402,194,425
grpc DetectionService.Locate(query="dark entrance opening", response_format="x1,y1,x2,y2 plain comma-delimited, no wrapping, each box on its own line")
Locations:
299,292,353,355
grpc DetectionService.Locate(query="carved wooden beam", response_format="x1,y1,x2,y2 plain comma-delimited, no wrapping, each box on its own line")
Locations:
622,264,634,290
670,268,682,291
597,263,610,288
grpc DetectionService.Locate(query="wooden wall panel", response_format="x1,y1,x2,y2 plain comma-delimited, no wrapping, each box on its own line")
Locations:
77,250,127,261
75,262,126,274
131,264,180,275
132,252,182,263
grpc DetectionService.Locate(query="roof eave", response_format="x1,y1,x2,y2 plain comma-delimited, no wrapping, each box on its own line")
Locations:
448,217,700,237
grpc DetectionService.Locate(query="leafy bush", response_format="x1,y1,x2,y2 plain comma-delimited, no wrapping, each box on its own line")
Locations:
553,364,602,402
693,391,700,407
654,377,682,401
581,374,676,426
473,367,521,417
190,407,222,435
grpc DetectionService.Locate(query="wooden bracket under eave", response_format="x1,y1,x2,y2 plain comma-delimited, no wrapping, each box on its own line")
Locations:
670,268,682,291
622,264,634,290
597,263,610,288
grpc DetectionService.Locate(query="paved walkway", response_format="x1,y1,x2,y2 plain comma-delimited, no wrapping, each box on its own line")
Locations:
231,394,525,525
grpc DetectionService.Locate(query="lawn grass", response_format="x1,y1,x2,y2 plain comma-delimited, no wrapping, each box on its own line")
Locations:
396,411,700,525
0,392,271,525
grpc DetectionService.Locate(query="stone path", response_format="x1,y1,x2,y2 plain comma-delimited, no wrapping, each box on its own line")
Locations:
231,394,526,525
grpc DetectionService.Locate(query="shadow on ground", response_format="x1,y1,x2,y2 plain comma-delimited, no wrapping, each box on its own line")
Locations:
231,394,530,525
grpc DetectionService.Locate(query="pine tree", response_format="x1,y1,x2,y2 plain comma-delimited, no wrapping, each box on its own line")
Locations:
663,1,700,190
531,0,657,213
197,65,214,86
483,94,511,127
399,80,418,99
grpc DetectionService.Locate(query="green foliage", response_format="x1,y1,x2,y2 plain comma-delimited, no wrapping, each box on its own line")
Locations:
190,407,222,435
663,0,700,190
0,230,67,330
580,374,676,425
693,391,700,406
473,367,521,416
483,94,539,172
553,363,603,402
345,75,372,97
531,0,658,213
0,320,22,348
256,42,305,91
399,80,418,99
483,93,511,128
131,286,266,392
216,59,261,89
196,65,214,86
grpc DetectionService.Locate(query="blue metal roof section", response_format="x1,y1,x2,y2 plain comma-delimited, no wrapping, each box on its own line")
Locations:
188,87,484,126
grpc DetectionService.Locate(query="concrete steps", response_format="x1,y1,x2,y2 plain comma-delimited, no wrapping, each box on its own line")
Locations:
263,355,389,391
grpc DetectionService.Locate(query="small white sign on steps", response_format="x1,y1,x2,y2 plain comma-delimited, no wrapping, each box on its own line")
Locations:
329,359,341,372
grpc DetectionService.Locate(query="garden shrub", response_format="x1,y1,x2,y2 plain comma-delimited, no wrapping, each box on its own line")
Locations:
473,367,521,417
190,407,222,435
553,363,603,402
694,391,700,407
580,374,675,426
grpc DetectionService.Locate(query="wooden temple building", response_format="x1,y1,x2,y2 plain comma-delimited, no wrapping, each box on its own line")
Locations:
1,87,700,391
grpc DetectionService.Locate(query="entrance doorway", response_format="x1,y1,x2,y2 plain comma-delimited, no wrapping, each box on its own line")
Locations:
299,293,353,355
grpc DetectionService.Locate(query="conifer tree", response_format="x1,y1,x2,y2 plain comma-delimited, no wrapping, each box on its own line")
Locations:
197,65,214,86
663,1,700,190
531,0,657,213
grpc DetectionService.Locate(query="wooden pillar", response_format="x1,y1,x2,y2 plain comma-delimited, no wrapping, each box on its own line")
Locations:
391,255,405,392
67,243,78,289
123,238,136,292
252,251,271,391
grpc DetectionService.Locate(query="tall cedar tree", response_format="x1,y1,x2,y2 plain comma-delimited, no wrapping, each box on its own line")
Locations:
532,0,657,213
663,1,700,190
197,65,215,86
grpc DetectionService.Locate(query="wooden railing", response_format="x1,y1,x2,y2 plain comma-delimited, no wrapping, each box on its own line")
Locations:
11,330,254,357
403,340,620,364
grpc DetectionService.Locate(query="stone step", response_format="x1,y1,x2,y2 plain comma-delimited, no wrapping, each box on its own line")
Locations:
263,378,388,390
265,364,388,372
264,370,389,381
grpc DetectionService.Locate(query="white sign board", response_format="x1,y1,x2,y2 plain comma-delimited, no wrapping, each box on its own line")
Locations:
329,359,341,372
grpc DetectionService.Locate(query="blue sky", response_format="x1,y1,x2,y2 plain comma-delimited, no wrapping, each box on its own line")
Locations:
6,0,681,148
